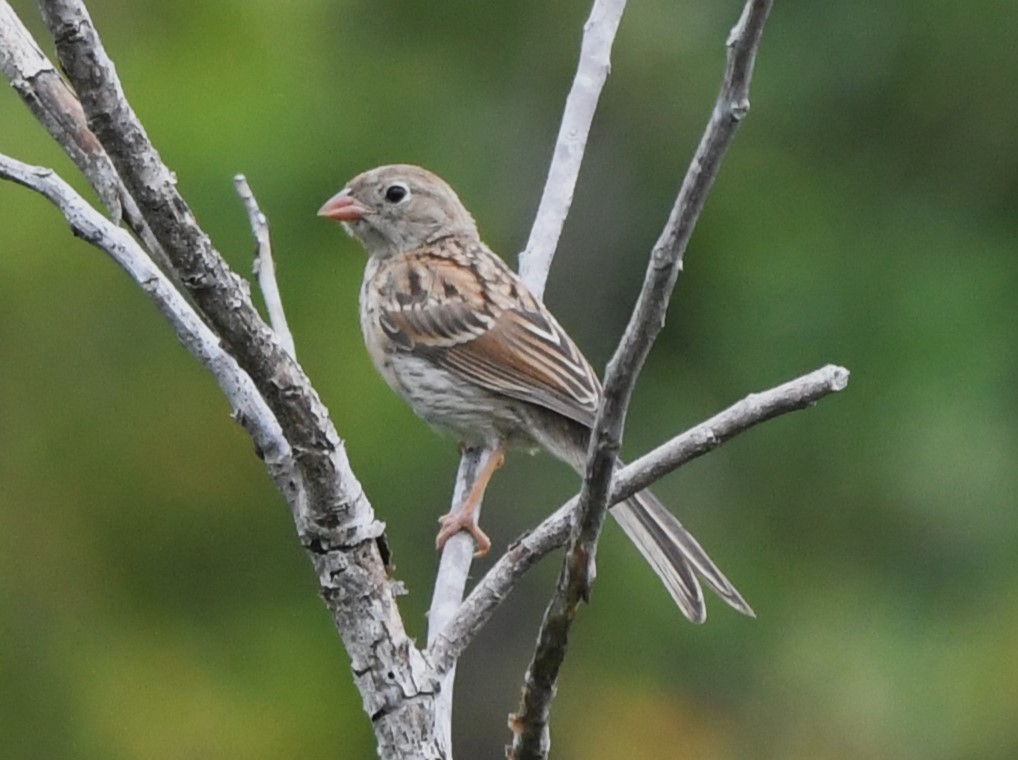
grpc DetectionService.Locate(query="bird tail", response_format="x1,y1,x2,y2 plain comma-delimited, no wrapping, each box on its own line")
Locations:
611,489,755,623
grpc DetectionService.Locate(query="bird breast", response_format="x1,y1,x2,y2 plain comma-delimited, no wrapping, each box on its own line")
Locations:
359,260,525,446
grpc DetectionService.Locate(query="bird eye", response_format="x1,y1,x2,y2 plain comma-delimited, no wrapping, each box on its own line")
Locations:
384,183,409,203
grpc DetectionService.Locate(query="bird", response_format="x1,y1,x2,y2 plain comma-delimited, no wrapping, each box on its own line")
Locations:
318,164,753,623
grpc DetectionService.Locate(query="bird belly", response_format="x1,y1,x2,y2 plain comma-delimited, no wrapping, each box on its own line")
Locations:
376,351,526,447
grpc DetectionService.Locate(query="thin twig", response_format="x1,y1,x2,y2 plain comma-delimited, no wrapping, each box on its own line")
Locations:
428,363,848,676
510,2,774,755
426,441,497,755
234,173,296,357
517,0,628,299
428,449,491,650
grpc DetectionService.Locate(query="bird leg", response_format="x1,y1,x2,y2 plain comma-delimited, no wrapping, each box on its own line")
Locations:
436,445,505,556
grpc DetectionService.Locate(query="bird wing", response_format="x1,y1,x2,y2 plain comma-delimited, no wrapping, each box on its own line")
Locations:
375,245,601,428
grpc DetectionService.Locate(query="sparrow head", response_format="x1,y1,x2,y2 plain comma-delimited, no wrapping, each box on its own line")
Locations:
319,164,478,257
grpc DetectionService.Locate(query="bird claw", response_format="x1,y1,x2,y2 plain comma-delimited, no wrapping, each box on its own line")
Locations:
436,512,491,557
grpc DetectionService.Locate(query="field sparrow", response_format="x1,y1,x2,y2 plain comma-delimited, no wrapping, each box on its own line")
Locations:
319,165,752,622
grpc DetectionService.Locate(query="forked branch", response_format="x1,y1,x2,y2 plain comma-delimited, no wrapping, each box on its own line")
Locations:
0,2,846,758
3,2,437,755
0,154,296,498
511,1,775,757
427,363,847,676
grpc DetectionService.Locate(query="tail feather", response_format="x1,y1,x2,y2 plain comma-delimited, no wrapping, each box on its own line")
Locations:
612,490,755,623
612,498,706,622
522,415,752,622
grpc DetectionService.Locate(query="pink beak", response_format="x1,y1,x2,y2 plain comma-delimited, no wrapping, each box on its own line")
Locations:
318,190,371,222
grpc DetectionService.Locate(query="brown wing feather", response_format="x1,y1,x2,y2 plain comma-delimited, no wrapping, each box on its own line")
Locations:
443,309,600,426
377,245,601,427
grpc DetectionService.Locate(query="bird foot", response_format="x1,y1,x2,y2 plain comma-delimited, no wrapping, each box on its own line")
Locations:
436,511,492,557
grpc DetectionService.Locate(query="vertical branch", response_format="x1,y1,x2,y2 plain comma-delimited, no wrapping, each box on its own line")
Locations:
234,173,296,358
583,0,774,563
510,1,775,758
426,446,497,753
517,0,628,299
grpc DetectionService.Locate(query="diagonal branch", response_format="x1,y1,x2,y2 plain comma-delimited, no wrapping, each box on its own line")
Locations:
0,1,118,217
12,3,438,755
0,0,178,280
427,363,848,676
0,153,298,507
511,1,774,756
36,0,359,532
0,148,439,757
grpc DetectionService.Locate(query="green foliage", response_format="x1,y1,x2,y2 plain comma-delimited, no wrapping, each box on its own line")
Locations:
1,0,1015,757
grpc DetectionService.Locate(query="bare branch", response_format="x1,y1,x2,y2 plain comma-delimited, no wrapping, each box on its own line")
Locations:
428,363,848,676
425,0,629,714
517,0,627,299
509,3,774,751
17,4,440,754
2,2,833,756
428,448,493,651
590,0,775,594
0,1,180,280
0,153,298,501
426,446,499,752
0,2,119,217
37,0,368,536
234,173,296,358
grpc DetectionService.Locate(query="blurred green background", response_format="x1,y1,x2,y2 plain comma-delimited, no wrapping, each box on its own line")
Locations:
2,0,1016,757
